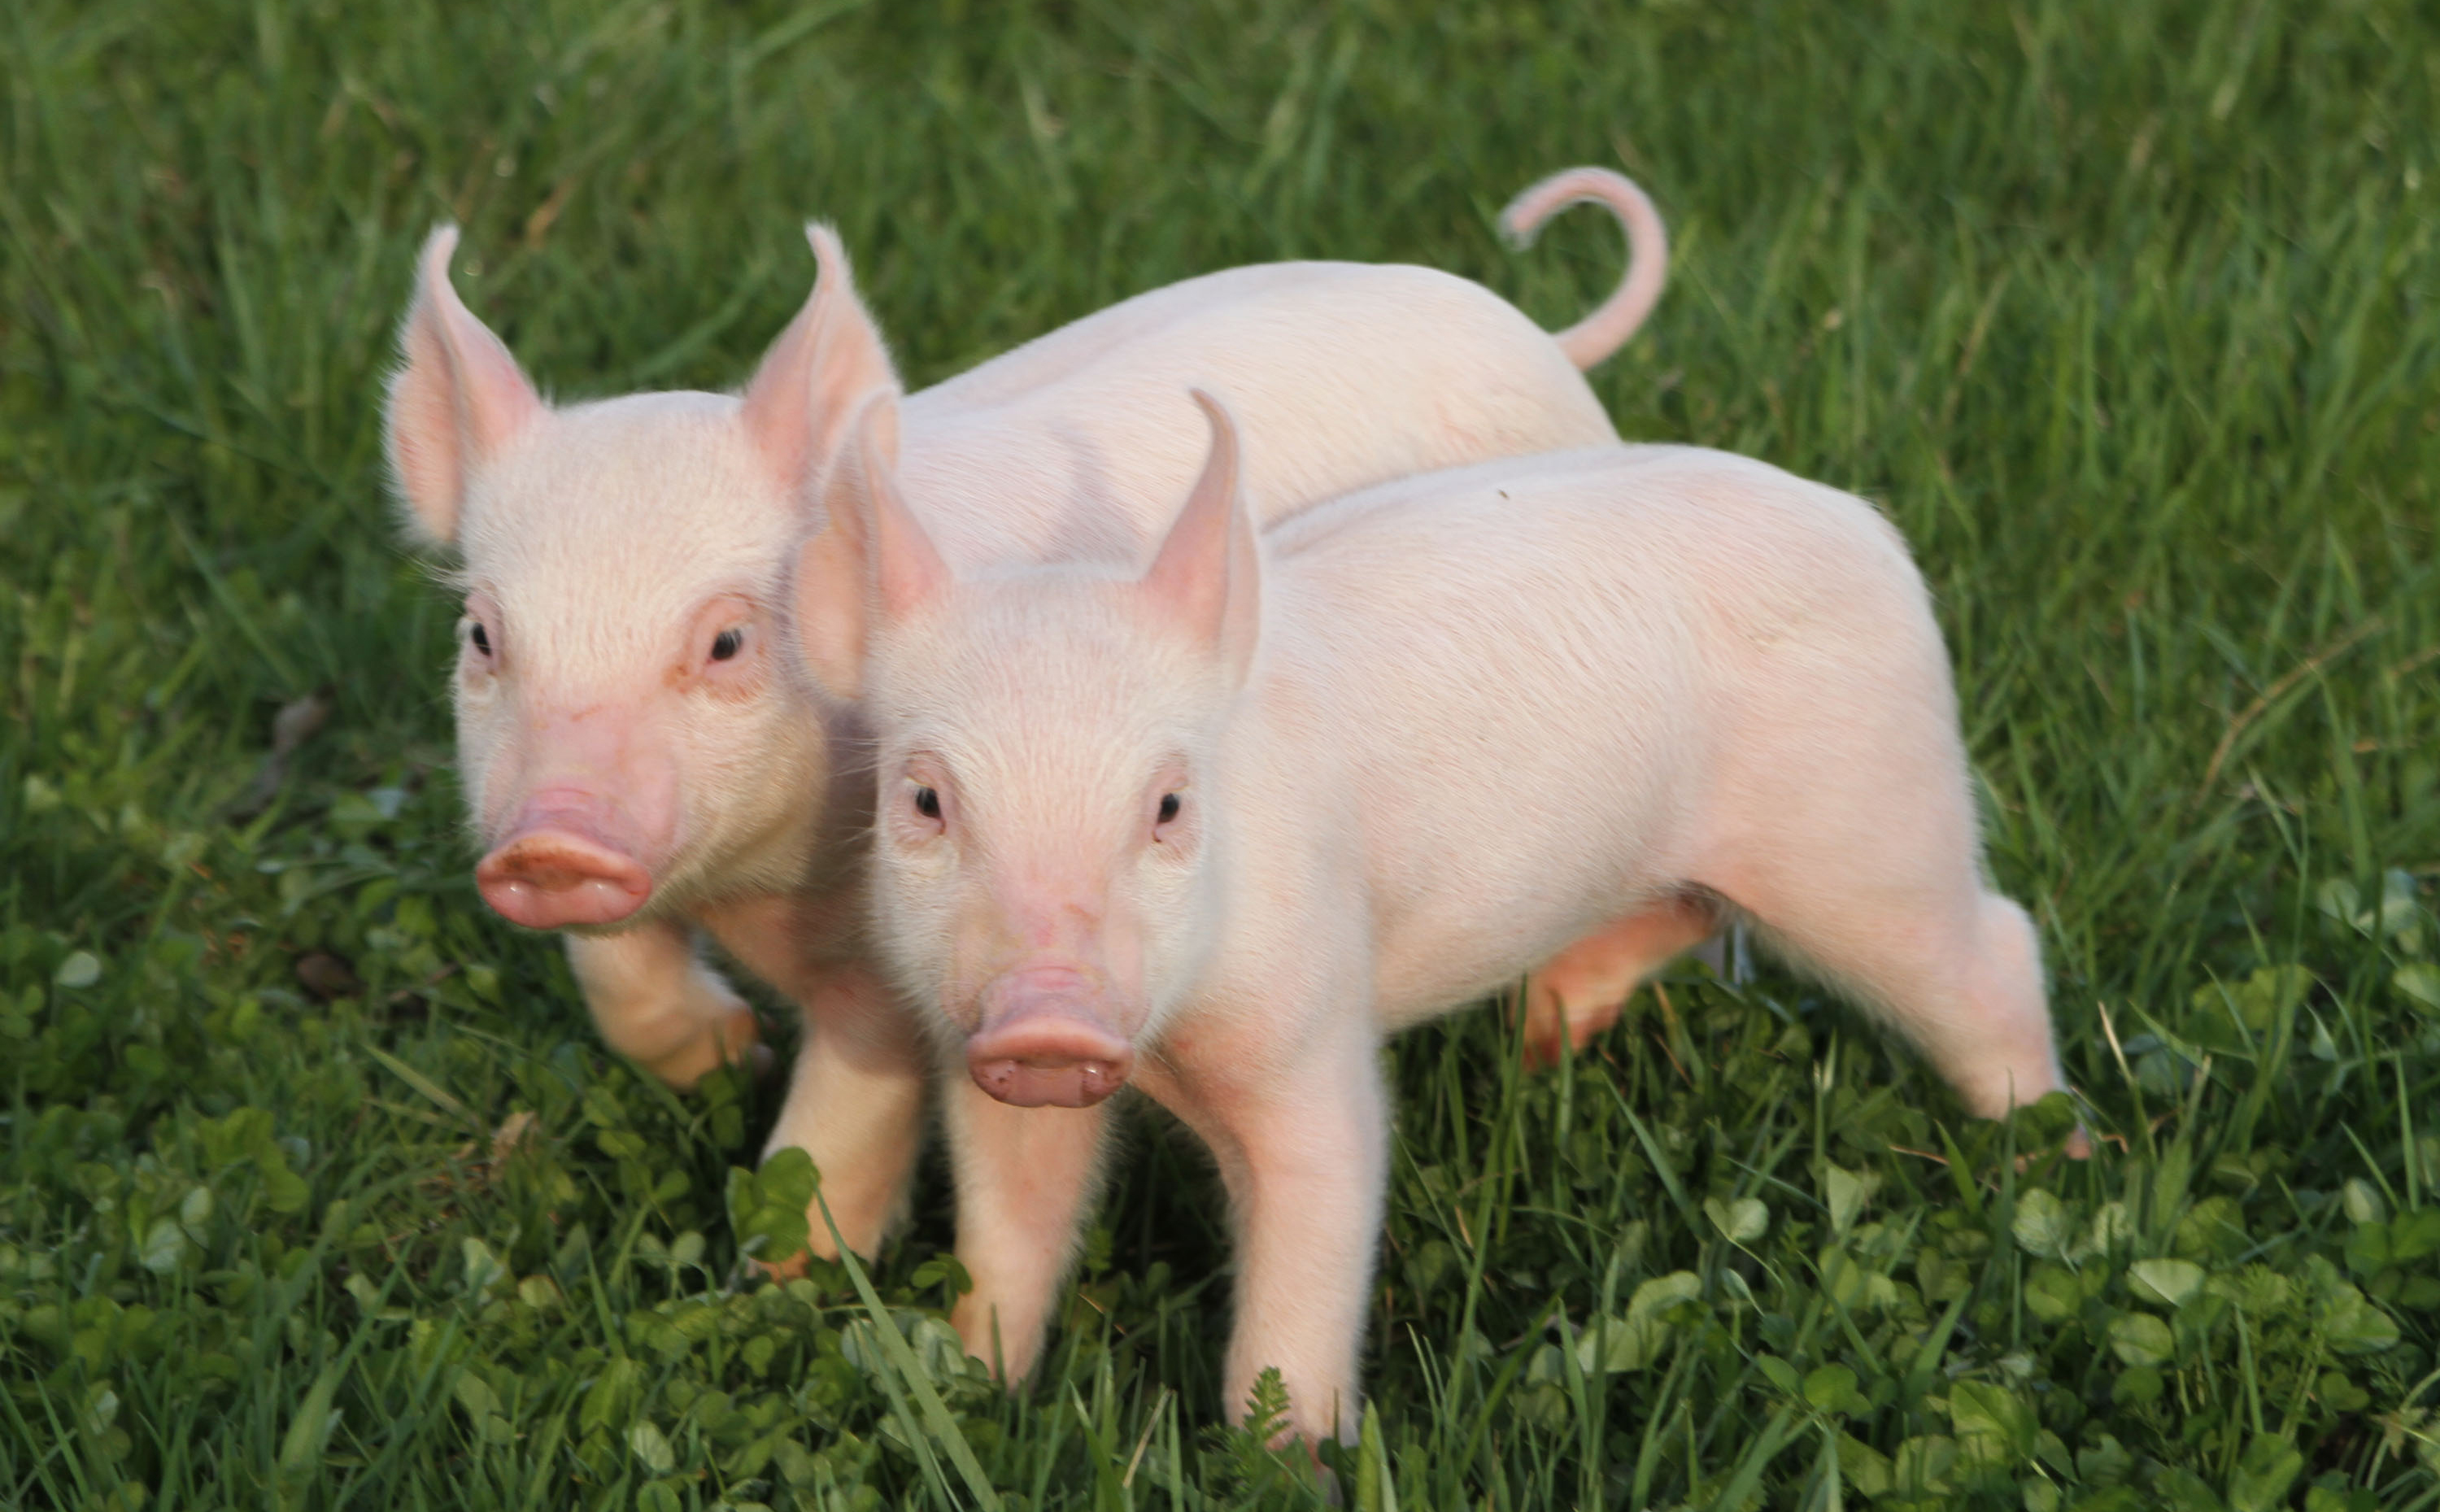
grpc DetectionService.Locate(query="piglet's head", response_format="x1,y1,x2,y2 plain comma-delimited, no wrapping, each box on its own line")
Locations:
386,224,901,929
801,391,1261,1106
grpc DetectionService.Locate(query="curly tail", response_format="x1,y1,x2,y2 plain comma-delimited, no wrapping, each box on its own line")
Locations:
1499,167,1669,371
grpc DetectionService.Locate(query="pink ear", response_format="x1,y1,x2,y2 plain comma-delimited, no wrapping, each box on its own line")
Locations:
856,400,950,622
795,521,865,700
1140,390,1262,683
739,224,904,504
795,397,945,699
383,226,546,547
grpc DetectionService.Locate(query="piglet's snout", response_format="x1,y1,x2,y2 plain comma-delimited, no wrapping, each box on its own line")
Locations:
477,795,654,929
965,967,1135,1109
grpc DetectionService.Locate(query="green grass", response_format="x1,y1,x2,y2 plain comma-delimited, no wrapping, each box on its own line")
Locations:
4,0,2439,1506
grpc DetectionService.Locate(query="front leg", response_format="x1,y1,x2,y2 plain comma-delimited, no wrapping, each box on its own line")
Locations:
564,922,762,1092
1144,1018,1389,1447
943,1079,1109,1383
760,962,931,1260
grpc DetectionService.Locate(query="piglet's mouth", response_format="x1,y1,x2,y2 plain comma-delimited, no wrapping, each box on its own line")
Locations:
965,971,1135,1108
476,828,653,929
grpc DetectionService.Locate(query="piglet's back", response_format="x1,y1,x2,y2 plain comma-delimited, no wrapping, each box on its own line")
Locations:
897,264,1619,573
1270,441,1924,692
1266,442,1938,730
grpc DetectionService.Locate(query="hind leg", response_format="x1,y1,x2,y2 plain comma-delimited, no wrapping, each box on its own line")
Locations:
1743,880,2065,1120
1518,897,1715,1070
1945,895,2072,1118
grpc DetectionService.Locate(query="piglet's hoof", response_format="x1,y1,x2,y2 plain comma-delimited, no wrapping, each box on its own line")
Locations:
2007,1126,2094,1173
634,1010,769,1095
703,1006,775,1087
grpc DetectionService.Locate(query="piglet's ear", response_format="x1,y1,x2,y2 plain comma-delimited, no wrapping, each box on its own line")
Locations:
1139,390,1262,686
847,399,948,624
795,396,947,700
385,226,547,547
742,224,904,506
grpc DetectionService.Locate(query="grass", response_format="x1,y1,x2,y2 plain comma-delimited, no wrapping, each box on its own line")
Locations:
3,0,2438,1506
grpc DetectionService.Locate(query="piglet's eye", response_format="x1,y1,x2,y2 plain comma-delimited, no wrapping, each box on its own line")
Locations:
709,628,743,662
1157,793,1181,825
468,622,493,656
913,787,941,821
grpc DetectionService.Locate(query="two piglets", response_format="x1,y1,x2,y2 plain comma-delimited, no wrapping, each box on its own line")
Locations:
384,170,1668,1257
804,395,2071,1441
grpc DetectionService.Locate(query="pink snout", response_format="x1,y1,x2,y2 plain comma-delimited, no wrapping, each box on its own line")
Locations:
476,817,652,929
965,970,1135,1109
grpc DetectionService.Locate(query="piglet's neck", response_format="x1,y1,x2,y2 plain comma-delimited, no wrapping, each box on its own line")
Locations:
798,703,882,884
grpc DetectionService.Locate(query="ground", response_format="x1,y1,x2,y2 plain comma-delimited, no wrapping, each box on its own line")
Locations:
3,1,2438,1508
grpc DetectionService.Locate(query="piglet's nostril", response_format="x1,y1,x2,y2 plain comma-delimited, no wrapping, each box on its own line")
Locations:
969,1054,1129,1109
963,972,1135,1107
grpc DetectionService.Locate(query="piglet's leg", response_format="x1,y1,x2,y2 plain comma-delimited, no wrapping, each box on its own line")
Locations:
1148,1021,1388,1448
945,1080,1109,1383
1518,896,1716,1070
761,963,931,1261
565,922,764,1092
1745,882,2067,1123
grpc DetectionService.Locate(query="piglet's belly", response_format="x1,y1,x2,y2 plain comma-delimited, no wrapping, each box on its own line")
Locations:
1368,919,1602,1034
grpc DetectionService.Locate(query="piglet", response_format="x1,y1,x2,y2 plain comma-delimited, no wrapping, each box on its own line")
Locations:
385,169,1667,1259
803,393,2071,1442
